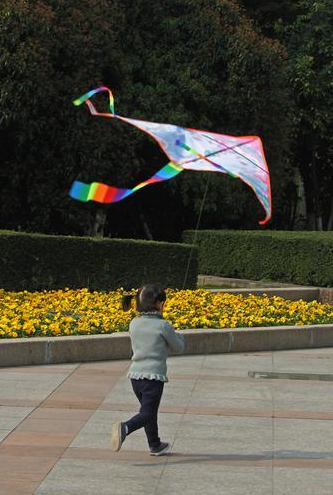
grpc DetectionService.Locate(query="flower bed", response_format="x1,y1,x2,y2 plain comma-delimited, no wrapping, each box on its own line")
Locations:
0,288,332,339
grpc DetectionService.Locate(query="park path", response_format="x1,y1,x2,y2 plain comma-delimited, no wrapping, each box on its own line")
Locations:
1,349,333,494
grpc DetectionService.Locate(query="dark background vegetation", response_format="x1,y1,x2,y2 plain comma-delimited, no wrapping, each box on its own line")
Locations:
1,0,332,241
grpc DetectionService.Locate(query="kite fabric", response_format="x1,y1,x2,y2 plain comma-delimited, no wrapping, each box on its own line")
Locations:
70,86,272,224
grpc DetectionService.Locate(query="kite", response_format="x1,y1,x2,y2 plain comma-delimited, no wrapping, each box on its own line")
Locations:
70,86,272,224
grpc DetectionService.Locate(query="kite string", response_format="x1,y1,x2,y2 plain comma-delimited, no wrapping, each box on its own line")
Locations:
182,173,211,290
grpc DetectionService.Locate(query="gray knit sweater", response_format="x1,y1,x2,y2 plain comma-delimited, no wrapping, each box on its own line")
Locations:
127,313,185,382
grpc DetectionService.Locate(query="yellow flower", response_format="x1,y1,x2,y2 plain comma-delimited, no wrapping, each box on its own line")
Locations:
0,287,331,339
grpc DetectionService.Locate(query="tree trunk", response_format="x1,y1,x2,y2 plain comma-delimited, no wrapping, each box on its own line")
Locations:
298,136,323,231
311,145,323,230
300,163,316,230
327,197,333,231
88,208,107,237
294,171,307,229
140,212,153,240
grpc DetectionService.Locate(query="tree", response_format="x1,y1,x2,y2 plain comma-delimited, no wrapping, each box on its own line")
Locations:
0,0,128,235
277,0,333,230
0,0,291,238
241,0,333,230
240,0,297,36
109,0,291,234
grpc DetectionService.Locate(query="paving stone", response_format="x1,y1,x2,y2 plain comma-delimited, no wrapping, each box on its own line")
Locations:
273,468,333,495
0,406,34,418
35,459,162,495
0,429,11,442
70,410,182,451
1,349,333,495
155,465,272,495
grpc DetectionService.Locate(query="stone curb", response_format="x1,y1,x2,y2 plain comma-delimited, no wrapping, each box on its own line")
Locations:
209,287,320,302
1,325,333,367
199,275,333,304
198,275,311,289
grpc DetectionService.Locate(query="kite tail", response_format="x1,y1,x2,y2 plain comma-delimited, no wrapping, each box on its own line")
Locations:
73,86,115,116
259,214,271,225
69,161,183,204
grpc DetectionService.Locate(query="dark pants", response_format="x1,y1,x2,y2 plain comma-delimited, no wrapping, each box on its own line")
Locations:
124,379,164,449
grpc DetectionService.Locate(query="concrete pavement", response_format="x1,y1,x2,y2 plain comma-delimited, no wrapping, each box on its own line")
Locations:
1,349,333,494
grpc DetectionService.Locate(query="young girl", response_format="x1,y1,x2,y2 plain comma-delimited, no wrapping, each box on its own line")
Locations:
110,284,185,456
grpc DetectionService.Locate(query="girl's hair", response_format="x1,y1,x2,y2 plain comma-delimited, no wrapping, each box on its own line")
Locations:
122,284,166,313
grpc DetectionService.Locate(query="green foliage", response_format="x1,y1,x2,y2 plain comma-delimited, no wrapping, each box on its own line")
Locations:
121,0,290,229
240,1,297,36
241,0,333,230
183,230,333,287
0,0,131,234
279,0,333,137
0,231,198,290
280,0,333,230
0,0,290,238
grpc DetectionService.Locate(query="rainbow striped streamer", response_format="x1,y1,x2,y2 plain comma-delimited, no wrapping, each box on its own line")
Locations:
70,86,272,224
70,161,183,203
73,86,115,115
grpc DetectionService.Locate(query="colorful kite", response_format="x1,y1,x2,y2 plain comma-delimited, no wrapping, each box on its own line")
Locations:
70,86,272,224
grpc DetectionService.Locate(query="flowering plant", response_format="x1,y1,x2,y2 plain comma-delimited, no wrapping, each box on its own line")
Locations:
0,288,332,339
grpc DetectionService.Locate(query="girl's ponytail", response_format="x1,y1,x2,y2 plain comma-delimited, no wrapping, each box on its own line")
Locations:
122,284,166,312
122,294,134,311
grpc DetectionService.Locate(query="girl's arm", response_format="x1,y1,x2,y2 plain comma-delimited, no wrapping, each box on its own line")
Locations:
162,321,185,353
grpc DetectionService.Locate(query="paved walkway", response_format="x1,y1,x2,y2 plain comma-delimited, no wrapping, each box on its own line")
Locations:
1,348,333,494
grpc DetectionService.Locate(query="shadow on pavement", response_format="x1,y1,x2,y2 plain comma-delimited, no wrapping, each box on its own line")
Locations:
134,450,333,466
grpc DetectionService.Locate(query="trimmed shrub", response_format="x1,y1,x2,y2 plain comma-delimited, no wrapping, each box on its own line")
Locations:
0,231,197,291
183,230,333,287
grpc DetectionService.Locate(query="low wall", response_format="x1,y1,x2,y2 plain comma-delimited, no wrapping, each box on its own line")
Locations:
198,275,306,288
320,288,333,304
210,287,319,302
1,325,333,367
199,275,333,303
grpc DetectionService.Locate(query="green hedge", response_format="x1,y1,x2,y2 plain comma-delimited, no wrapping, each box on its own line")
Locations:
0,231,198,291
183,230,333,287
